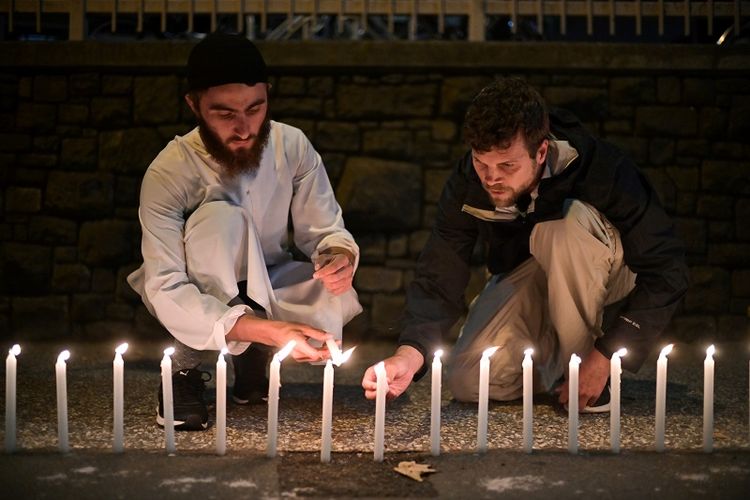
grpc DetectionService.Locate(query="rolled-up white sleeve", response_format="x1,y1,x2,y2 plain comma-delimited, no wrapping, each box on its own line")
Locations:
137,168,252,355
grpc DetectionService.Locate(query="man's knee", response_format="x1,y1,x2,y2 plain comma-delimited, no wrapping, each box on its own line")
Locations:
185,201,247,243
446,355,480,403
447,347,524,403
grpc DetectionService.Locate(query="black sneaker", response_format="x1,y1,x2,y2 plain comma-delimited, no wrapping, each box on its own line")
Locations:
232,344,271,405
581,382,611,414
156,368,210,430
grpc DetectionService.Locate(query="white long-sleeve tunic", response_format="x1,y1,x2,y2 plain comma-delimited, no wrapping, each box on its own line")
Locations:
128,121,359,354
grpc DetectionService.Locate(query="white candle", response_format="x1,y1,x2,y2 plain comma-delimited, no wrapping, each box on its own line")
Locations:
216,348,228,456
655,343,673,452
321,359,334,463
703,345,715,453
374,361,387,462
267,340,295,458
5,344,21,453
113,342,128,453
568,353,581,454
522,348,533,454
610,348,627,453
477,346,499,453
430,349,444,456
161,347,176,454
321,345,353,463
56,350,70,453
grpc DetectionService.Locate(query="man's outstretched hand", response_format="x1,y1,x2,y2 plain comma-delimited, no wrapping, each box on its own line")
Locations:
362,345,424,400
227,314,332,363
556,348,610,410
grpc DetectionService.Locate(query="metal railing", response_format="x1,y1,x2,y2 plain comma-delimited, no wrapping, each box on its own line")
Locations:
1,0,747,41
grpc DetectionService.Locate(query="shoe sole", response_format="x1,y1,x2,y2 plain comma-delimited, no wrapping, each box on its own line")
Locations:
232,394,268,405
155,407,208,431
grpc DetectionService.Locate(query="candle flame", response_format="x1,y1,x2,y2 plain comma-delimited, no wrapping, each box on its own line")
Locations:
10,344,21,356
706,344,715,358
325,339,342,360
57,350,70,363
375,361,386,378
659,344,674,359
115,343,129,355
434,349,444,360
570,353,581,365
482,346,500,359
523,348,534,357
220,347,229,356
614,348,627,358
163,347,175,357
276,340,296,362
338,346,356,365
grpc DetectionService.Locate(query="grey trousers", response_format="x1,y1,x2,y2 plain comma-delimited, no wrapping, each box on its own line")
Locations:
446,200,636,402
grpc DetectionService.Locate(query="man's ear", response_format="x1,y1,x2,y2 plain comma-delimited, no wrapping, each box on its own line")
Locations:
536,139,549,165
185,93,198,115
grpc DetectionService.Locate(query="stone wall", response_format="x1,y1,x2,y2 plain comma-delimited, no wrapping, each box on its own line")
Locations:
1,42,748,343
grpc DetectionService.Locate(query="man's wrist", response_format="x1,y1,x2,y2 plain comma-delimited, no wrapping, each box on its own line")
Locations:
320,246,356,266
395,345,425,373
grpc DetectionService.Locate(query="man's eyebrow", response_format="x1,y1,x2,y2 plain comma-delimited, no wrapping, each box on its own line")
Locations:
207,98,266,112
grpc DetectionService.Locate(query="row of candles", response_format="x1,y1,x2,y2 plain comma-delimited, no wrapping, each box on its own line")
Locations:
2,342,743,457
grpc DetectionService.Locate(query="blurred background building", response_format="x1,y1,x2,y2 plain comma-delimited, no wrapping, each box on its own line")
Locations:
1,1,748,345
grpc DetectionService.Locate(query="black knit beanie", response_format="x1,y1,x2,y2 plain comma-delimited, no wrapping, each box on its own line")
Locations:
187,33,268,91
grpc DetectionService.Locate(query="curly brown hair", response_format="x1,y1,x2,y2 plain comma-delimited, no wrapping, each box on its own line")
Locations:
462,78,549,156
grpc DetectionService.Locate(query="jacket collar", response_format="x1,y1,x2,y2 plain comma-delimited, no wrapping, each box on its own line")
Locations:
461,139,579,222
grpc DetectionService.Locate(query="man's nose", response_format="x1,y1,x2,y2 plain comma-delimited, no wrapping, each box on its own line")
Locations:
484,167,504,184
233,116,251,139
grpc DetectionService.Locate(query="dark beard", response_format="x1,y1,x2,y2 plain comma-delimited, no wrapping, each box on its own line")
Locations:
197,114,271,178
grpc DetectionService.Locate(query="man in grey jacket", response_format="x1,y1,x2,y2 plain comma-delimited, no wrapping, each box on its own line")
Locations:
362,78,687,412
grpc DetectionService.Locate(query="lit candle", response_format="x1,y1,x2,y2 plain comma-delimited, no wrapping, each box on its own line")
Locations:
267,340,296,458
703,345,715,453
216,347,228,456
655,343,673,452
161,347,176,454
374,361,387,462
522,348,533,454
430,349,444,456
113,342,128,453
5,344,21,453
477,346,500,453
56,350,70,453
610,348,627,453
321,345,353,463
568,353,581,454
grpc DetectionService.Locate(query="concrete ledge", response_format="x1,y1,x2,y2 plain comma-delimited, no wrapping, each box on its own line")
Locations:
3,41,749,72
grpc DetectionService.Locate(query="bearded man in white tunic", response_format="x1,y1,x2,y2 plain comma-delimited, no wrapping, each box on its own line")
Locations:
128,33,362,430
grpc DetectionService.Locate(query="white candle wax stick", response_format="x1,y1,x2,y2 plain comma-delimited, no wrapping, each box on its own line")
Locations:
655,344,673,452
56,350,70,453
568,354,581,454
610,348,627,454
161,347,175,454
703,345,715,453
5,344,20,453
430,350,443,456
267,341,295,458
522,348,533,454
113,343,128,453
477,346,499,453
374,361,387,462
321,359,334,463
216,348,227,456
